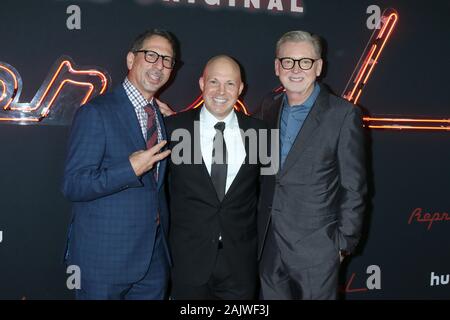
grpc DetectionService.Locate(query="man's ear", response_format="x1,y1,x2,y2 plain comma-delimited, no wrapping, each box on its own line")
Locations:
126,52,135,71
199,77,205,92
315,58,323,77
238,82,244,96
274,58,280,77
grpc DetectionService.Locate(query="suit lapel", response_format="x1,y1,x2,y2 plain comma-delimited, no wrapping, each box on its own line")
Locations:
112,86,146,151
268,93,284,130
279,86,329,178
265,94,283,177
222,111,250,200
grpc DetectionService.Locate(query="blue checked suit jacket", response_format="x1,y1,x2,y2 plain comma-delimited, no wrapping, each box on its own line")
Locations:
62,85,170,284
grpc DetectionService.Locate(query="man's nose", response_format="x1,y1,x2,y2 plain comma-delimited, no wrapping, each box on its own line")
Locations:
292,61,302,73
153,56,164,70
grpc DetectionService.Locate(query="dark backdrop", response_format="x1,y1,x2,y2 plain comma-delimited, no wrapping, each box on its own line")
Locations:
0,0,449,299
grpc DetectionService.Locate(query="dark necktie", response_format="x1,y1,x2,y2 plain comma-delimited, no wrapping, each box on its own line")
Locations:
144,102,160,226
211,121,227,202
144,102,159,181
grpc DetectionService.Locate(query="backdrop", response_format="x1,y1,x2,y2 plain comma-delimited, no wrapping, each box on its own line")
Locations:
0,0,449,299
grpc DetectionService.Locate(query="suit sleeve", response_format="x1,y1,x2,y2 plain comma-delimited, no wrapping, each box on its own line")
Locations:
61,104,141,202
337,106,367,254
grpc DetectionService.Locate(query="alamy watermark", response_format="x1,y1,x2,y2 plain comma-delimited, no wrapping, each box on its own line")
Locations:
366,5,381,30
170,123,279,176
66,265,81,290
66,5,81,30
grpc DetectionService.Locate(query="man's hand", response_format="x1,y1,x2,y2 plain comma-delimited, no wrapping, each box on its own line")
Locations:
129,140,171,177
155,98,176,117
339,250,348,263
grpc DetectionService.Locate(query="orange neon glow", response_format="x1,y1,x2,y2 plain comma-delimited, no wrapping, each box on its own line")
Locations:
0,80,5,101
363,117,450,123
357,13,398,104
1,13,447,131
270,9,447,132
0,58,109,123
0,117,40,122
363,117,450,131
0,65,18,110
0,65,18,91
343,10,398,105
8,60,107,113
185,94,250,115
344,273,369,293
1,96,13,111
354,89,363,105
340,9,450,131
367,125,450,131
41,80,95,118
348,44,377,101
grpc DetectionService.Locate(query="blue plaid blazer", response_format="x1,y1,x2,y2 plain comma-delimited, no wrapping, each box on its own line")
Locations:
62,85,170,283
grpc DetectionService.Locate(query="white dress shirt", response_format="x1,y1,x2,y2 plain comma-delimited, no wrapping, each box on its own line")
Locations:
200,106,246,193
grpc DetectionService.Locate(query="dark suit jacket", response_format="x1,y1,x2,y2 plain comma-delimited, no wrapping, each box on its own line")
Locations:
62,85,170,284
165,107,267,286
257,84,367,269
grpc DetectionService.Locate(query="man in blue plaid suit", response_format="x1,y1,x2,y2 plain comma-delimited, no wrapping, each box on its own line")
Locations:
62,29,176,299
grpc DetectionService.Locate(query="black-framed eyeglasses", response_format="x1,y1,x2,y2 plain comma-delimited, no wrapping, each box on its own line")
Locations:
278,57,319,70
134,50,176,69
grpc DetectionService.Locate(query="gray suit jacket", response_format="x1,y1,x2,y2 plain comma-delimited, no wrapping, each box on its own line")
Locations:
257,84,367,269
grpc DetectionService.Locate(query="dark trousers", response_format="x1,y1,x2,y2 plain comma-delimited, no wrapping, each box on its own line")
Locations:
75,226,169,300
171,248,257,300
260,223,339,300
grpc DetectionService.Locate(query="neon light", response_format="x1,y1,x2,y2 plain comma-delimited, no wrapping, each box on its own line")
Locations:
0,117,40,122
363,117,450,131
184,93,250,115
344,273,369,293
348,44,377,102
367,125,450,131
0,56,109,124
9,60,107,113
41,80,95,118
338,8,449,131
0,64,19,110
0,65,18,91
343,10,398,104
0,11,446,131
357,13,398,104
364,117,450,123
0,80,6,101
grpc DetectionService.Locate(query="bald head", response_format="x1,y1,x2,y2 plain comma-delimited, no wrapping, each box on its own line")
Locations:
199,55,244,120
202,55,242,80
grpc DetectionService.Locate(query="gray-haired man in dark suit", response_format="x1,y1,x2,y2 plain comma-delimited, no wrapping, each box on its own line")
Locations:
257,30,367,300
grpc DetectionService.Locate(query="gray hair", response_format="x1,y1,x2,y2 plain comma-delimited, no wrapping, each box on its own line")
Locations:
276,30,322,58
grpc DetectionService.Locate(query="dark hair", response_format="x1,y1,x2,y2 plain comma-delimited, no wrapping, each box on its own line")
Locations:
130,29,177,58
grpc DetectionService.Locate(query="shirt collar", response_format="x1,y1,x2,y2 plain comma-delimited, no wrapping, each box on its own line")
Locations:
123,77,154,109
200,105,238,130
283,83,321,109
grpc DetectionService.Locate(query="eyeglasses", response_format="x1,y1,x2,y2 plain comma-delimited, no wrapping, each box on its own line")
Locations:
278,57,319,70
134,50,176,69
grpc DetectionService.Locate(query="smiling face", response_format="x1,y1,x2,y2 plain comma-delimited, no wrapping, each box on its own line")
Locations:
199,56,244,120
126,35,174,100
275,40,322,106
